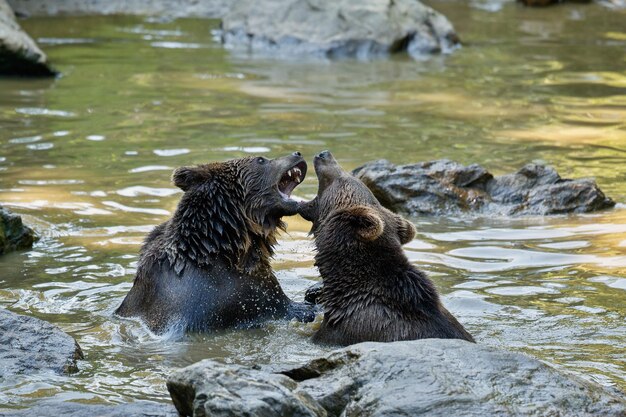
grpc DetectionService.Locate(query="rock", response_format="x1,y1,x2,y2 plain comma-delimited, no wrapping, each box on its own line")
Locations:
353,159,615,216
6,0,231,18
0,308,84,376
0,0,55,76
1,400,178,417
167,339,626,417
0,206,36,254
220,0,460,59
167,360,326,417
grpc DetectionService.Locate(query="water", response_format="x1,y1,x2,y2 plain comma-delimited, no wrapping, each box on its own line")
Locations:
1,1,625,408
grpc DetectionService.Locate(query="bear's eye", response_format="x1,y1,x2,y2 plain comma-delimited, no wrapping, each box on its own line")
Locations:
256,157,268,165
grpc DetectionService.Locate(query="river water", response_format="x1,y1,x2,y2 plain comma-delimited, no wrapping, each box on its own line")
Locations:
0,1,625,408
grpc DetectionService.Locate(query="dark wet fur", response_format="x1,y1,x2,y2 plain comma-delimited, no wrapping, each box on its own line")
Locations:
300,151,474,346
116,155,315,334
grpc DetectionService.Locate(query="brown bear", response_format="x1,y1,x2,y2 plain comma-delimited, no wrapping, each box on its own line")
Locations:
116,152,316,334
299,150,475,346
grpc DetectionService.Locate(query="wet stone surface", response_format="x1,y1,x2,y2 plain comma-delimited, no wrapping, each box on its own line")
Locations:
353,159,615,216
0,308,83,377
167,339,626,417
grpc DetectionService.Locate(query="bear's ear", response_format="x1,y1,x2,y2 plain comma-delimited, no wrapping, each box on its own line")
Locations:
394,214,416,245
336,205,384,241
172,166,203,191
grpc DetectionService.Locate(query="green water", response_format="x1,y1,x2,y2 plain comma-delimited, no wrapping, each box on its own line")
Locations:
1,1,625,408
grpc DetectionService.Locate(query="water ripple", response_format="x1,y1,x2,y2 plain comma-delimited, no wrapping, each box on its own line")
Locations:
129,165,173,173
15,108,76,117
116,186,179,197
102,201,170,216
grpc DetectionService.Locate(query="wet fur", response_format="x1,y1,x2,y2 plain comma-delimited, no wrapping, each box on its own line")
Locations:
301,152,474,346
116,156,315,334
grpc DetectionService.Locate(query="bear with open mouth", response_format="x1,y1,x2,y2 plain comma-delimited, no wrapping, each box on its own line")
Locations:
116,152,315,334
299,150,475,346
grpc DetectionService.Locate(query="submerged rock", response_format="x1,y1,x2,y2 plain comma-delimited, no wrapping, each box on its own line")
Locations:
0,308,84,376
167,339,626,417
0,0,56,76
3,400,178,417
353,159,615,216
0,206,36,254
221,0,460,59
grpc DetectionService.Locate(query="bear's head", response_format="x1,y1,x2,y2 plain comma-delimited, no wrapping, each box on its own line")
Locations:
169,152,307,271
299,150,415,249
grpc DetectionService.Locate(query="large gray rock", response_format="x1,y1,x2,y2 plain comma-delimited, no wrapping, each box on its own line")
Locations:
167,339,626,417
221,0,460,59
0,400,178,417
0,308,83,376
353,159,615,216
0,206,35,254
0,0,55,75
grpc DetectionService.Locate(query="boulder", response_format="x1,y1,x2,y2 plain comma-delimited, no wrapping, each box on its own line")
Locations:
220,0,460,59
167,339,626,417
0,0,55,76
0,308,84,376
353,159,615,216
0,206,35,254
167,361,326,417
1,400,178,417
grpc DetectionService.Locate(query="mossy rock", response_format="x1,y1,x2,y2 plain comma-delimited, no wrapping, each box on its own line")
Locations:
0,206,36,254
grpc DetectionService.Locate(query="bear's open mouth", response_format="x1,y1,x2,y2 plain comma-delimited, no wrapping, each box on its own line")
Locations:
278,161,307,200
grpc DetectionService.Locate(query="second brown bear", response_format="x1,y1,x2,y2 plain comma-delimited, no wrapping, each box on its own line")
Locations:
299,151,474,346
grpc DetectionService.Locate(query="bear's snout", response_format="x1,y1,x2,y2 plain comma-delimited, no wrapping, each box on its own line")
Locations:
317,150,331,160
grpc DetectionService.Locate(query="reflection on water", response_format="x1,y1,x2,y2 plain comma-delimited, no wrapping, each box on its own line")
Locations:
0,0,625,408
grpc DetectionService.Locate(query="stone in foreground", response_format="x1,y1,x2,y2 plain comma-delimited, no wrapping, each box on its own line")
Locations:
0,206,35,254
354,159,615,216
221,0,460,59
167,339,626,417
0,0,55,76
0,308,83,376
167,360,325,417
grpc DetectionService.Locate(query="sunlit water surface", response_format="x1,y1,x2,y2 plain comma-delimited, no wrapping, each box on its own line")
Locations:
0,1,625,408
